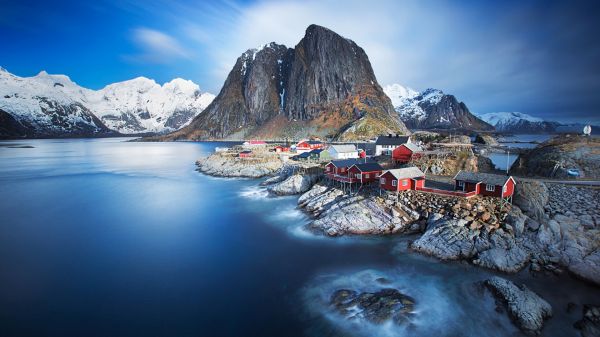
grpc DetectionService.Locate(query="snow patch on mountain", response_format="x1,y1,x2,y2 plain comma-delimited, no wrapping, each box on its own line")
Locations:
383,83,418,107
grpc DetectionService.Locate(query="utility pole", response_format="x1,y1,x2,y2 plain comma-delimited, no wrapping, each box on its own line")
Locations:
506,146,510,175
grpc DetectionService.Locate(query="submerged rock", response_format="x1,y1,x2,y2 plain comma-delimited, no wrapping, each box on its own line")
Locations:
574,305,600,337
330,288,416,325
485,276,552,335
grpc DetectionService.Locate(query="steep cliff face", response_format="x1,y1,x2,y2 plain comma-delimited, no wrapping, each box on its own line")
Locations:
167,25,409,141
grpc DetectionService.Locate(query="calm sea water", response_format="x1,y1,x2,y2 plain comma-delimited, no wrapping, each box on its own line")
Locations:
0,138,597,337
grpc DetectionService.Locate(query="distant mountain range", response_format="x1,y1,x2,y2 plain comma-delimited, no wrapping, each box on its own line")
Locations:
0,67,214,138
161,24,409,141
383,84,493,131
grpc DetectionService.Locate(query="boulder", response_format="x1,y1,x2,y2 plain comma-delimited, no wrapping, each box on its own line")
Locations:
267,174,320,195
485,276,552,335
411,216,476,260
309,196,397,236
513,181,549,222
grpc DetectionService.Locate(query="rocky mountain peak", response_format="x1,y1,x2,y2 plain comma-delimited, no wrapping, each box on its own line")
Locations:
167,25,408,141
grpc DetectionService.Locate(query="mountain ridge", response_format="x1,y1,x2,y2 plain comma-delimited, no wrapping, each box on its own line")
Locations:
0,68,215,138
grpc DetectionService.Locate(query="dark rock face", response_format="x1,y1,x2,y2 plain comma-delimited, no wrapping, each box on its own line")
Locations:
0,108,34,138
397,88,494,131
330,288,416,325
167,25,409,141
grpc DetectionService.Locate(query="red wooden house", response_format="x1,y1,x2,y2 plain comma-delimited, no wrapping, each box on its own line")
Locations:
244,140,267,146
296,140,325,151
392,143,423,163
453,171,516,200
325,159,360,177
238,150,253,158
348,163,383,184
379,167,425,192
274,146,289,153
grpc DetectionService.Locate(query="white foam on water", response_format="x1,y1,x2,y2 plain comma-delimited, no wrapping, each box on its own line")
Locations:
238,185,270,200
302,269,516,337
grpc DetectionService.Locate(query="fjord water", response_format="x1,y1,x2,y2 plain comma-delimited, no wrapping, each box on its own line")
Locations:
0,139,598,337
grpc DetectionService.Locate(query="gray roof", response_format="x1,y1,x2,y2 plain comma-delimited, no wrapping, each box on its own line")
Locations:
329,159,362,168
375,135,409,146
329,144,357,153
402,143,423,152
453,170,513,186
351,162,383,172
383,167,425,179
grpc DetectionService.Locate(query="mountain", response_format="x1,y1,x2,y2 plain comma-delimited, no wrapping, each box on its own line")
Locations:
164,24,409,141
384,86,493,131
478,112,560,133
0,67,214,138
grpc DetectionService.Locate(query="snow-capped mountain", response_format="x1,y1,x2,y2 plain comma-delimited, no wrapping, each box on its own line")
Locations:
0,68,112,138
0,67,215,138
479,112,560,133
384,85,493,131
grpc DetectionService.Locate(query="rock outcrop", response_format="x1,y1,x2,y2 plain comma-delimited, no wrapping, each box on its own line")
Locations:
195,151,283,178
163,25,409,141
484,276,552,335
267,174,320,195
512,135,600,179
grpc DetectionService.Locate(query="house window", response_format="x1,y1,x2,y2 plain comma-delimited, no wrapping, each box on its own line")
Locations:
458,181,464,187
392,180,397,187
380,177,386,184
486,184,495,192
402,180,408,186
365,174,370,178
356,173,361,179
326,166,330,172
503,185,507,194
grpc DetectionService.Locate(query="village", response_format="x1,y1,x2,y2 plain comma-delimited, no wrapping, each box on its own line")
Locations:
195,133,600,291
200,134,515,204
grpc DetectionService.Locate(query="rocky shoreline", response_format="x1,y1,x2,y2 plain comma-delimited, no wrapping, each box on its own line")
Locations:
194,155,600,334
296,180,600,285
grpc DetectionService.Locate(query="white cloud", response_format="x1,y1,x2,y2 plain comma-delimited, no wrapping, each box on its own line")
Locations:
127,27,191,63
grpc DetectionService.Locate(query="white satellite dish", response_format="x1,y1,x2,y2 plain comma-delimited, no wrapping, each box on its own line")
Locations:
583,124,592,136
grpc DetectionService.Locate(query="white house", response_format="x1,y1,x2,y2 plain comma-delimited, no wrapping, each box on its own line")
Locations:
327,144,359,159
375,134,410,156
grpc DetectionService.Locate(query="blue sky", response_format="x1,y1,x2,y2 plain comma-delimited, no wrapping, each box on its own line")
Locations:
1,0,599,123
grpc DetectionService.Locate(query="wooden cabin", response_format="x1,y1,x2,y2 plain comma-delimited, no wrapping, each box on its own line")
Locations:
327,144,359,159
379,167,425,192
274,146,289,153
453,171,516,199
325,159,362,177
392,143,423,163
375,134,409,156
238,150,253,158
244,140,267,146
296,140,325,152
348,162,383,184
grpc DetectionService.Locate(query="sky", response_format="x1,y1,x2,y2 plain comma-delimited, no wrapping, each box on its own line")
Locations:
1,0,599,123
